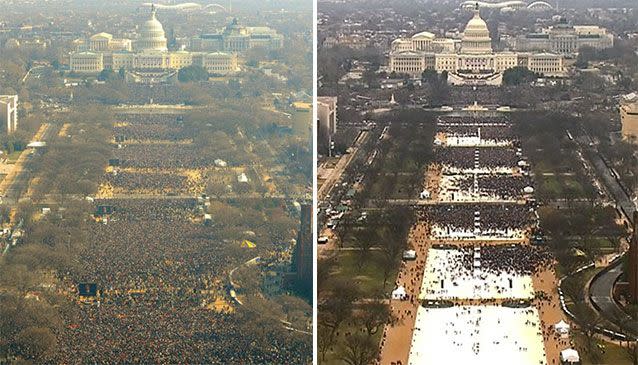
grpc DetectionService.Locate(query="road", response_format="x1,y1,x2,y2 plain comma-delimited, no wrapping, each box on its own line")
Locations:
579,130,637,336
317,130,369,201
0,123,56,207
589,260,638,335
590,151,636,222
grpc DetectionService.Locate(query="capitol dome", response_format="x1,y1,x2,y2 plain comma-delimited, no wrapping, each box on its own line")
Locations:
461,5,492,54
136,6,168,52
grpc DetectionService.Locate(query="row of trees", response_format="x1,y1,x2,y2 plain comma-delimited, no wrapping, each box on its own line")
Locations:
318,109,437,364
0,103,118,361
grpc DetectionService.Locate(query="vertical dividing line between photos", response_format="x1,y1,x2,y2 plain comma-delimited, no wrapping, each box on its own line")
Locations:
312,0,319,362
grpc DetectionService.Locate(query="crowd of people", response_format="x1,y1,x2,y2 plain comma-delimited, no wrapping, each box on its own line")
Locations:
47,107,311,363
435,147,520,170
476,175,531,200
114,114,190,142
55,291,309,364
423,245,551,277
116,144,213,169
438,115,511,126
104,171,194,194
481,245,553,277
446,87,503,106
418,204,532,232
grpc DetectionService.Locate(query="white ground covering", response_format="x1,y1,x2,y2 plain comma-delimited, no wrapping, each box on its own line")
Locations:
408,306,547,365
418,248,534,300
430,225,525,241
445,136,512,147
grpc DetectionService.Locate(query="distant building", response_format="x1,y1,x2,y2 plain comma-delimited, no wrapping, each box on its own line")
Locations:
389,5,566,85
74,32,132,52
0,95,18,134
190,18,284,53
317,96,337,154
3,37,48,51
620,93,638,143
69,51,104,73
291,204,312,299
628,212,638,302
322,34,368,49
70,7,239,77
505,19,613,54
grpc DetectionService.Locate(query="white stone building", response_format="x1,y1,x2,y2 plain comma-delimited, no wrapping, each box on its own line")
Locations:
70,7,239,77
190,18,284,52
505,20,613,54
389,5,566,85
0,95,18,134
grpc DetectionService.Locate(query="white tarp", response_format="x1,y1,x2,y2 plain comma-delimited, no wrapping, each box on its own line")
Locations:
408,306,547,365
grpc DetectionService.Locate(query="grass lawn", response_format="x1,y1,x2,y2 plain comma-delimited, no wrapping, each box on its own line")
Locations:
538,174,588,200
368,173,421,199
572,332,633,364
332,250,397,298
320,321,383,365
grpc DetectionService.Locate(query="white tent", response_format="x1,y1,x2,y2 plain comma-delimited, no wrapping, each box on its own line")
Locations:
523,186,534,194
420,189,431,199
560,348,579,363
554,320,570,336
518,160,528,167
403,250,417,260
392,286,407,300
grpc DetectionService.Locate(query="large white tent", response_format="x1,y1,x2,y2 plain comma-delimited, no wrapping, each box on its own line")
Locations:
560,348,580,363
554,320,570,337
391,286,407,300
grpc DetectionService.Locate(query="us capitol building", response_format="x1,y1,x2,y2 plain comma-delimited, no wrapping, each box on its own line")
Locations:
69,7,240,79
389,5,567,85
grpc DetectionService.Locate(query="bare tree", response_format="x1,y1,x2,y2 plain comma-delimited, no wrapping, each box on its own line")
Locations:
339,331,378,365
357,300,396,337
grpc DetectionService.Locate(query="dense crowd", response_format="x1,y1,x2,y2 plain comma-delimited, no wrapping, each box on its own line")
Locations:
48,107,311,364
476,175,531,199
114,114,190,141
480,245,553,276
116,144,213,169
435,147,520,170
54,198,310,364
105,171,193,194
446,86,503,105
54,293,310,364
418,204,532,231
438,116,511,126
428,244,552,277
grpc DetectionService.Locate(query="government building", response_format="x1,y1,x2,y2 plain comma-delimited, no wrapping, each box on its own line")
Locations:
190,18,284,52
389,5,566,85
70,7,239,78
504,19,613,54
